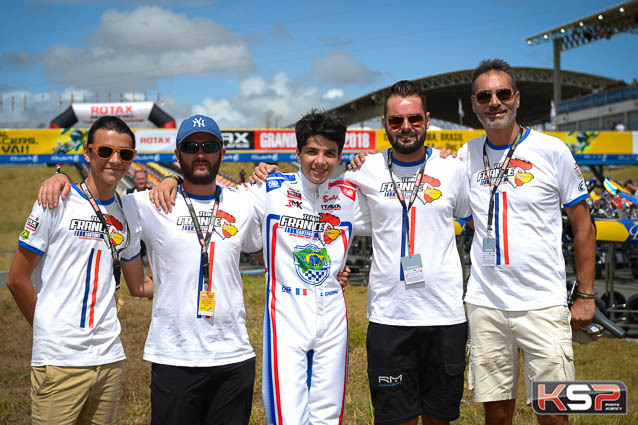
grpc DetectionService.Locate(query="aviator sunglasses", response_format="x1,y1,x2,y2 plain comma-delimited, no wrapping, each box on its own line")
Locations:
179,141,222,154
91,145,137,162
472,88,515,104
387,114,425,130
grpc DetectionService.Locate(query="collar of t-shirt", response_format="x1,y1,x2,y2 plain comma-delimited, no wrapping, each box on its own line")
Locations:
484,127,531,150
384,146,432,169
72,183,116,205
176,185,222,201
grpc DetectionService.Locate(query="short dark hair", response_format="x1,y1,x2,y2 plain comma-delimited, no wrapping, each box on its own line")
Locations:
471,58,517,93
295,109,346,154
87,116,136,148
383,80,427,117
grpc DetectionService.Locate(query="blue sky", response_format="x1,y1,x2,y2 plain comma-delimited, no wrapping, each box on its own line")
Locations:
1,0,636,128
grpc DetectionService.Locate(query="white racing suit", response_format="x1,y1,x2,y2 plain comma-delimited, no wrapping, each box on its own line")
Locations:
249,171,370,425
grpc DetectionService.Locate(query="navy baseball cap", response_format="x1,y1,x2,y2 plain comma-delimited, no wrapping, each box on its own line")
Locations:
176,115,223,146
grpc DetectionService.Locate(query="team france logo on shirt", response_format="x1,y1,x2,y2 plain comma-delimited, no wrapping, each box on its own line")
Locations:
379,174,443,204
477,158,534,188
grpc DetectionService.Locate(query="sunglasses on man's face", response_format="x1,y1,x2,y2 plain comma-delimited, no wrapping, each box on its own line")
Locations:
178,141,222,154
387,114,425,130
91,145,137,162
472,88,515,104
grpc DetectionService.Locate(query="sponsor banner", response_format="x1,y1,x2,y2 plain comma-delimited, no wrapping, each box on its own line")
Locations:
222,130,254,150
375,129,637,155
135,129,177,153
255,129,377,150
1,129,637,164
73,102,154,123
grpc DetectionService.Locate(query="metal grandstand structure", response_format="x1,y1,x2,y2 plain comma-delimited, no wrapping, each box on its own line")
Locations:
322,67,618,129
526,0,638,106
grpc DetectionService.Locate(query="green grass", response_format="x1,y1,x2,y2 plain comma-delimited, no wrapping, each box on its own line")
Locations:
2,281,637,424
1,164,638,424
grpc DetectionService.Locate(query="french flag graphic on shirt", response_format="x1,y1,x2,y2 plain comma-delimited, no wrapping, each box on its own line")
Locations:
81,248,102,328
493,192,510,266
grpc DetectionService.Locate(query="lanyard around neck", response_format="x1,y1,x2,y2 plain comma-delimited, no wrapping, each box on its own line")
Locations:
482,126,524,234
79,182,130,292
386,149,427,257
181,184,220,291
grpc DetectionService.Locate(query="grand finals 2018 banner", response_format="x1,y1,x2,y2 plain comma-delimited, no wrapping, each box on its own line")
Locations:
1,128,637,164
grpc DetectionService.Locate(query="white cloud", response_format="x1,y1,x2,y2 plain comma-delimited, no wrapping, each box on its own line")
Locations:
323,88,344,100
0,73,348,129
36,6,254,90
309,50,380,86
188,72,345,128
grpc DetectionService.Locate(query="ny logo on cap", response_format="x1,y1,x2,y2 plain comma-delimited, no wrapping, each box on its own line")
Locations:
193,117,206,128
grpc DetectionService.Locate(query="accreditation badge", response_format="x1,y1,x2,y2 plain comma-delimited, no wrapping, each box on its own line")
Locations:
400,253,425,287
198,291,216,316
482,237,496,266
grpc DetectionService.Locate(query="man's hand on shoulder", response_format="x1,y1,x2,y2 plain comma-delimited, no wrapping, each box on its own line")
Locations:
249,162,279,184
149,176,179,214
37,173,72,209
347,149,379,171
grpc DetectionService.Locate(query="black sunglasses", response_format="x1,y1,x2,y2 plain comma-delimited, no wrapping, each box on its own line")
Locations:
179,141,222,154
387,114,425,130
91,145,137,162
472,88,514,104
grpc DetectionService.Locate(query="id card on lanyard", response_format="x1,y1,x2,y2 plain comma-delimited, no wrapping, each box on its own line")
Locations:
387,150,427,286
481,127,524,266
181,184,220,317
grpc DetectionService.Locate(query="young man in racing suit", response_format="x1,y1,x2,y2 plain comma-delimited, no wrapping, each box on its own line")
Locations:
247,110,370,425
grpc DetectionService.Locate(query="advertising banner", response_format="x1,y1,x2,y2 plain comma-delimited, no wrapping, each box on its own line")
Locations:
0,128,636,164
73,102,154,123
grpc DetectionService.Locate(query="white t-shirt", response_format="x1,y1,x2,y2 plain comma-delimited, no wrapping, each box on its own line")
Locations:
123,187,261,367
19,184,130,366
346,148,471,326
460,128,588,311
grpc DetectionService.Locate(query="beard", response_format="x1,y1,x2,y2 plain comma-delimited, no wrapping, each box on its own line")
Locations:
478,105,517,130
386,126,427,155
179,156,219,185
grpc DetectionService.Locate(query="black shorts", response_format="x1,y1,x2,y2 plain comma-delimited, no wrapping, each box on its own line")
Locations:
150,357,255,425
366,322,467,425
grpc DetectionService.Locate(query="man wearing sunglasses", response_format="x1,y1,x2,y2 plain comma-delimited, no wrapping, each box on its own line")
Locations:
7,116,150,424
37,114,263,425
251,81,471,425
345,81,471,425
459,59,595,425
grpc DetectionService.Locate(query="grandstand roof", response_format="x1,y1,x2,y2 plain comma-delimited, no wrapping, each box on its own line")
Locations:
322,67,620,129
525,0,638,51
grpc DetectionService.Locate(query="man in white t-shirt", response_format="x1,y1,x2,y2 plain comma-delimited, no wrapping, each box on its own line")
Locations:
7,116,150,425
459,59,596,425
38,114,263,425
351,81,470,425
